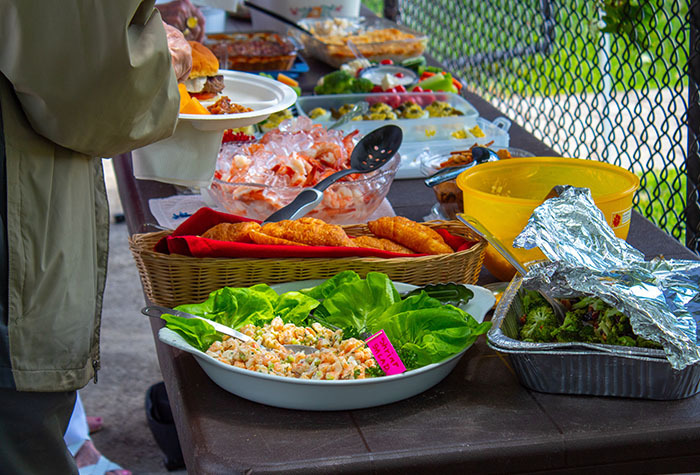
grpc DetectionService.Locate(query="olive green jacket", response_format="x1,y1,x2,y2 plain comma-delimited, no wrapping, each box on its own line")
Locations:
0,0,179,391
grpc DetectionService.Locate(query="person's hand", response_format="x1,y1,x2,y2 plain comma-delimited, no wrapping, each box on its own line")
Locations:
163,22,192,82
156,0,206,42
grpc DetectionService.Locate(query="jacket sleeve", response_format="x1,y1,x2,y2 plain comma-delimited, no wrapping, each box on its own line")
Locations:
0,0,179,157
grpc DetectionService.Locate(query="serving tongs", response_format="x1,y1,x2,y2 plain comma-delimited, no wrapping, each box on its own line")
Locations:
424,147,500,187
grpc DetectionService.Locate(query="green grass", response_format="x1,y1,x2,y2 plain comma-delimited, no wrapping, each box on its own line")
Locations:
362,0,383,16
391,0,689,244
636,168,687,243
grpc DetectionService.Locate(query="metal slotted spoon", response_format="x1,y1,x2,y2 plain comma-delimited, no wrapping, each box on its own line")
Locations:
262,124,403,224
142,306,316,355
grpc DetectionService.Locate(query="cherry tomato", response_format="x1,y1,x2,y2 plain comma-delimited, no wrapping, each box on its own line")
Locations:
395,85,406,93
371,85,383,93
380,59,394,65
387,94,401,109
411,85,424,93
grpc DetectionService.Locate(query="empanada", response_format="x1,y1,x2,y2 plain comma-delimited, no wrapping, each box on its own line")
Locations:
260,217,352,247
367,216,453,255
200,222,260,243
352,235,415,254
248,228,307,246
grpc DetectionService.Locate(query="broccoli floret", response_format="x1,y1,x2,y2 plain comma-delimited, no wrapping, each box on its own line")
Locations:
595,306,626,344
350,77,373,93
521,290,549,313
572,295,608,312
314,71,373,95
552,310,583,342
520,306,558,342
636,336,663,349
615,336,636,347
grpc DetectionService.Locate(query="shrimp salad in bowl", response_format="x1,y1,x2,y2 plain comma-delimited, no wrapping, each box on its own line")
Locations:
156,272,494,410
206,317,380,380
207,116,399,224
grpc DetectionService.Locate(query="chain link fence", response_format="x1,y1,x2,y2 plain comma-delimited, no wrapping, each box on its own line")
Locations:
385,0,696,252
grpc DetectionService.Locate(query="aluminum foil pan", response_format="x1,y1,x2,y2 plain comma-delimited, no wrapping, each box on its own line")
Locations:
487,276,700,400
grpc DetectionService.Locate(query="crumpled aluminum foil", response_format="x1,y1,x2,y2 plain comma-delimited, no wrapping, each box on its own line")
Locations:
513,185,700,370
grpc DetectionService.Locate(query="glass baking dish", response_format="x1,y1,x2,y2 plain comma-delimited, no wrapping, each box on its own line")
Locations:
291,16,428,68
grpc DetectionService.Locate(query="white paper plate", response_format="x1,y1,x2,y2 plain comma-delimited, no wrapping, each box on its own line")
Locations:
179,70,297,131
158,281,494,411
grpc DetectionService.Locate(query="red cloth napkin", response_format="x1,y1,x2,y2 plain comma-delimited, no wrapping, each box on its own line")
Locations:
154,207,475,259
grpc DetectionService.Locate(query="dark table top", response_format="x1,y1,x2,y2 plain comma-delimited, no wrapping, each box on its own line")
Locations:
112,12,700,475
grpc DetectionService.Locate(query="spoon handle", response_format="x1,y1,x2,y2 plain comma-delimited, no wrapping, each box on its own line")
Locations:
262,188,324,224
313,169,355,192
424,164,470,187
143,306,253,343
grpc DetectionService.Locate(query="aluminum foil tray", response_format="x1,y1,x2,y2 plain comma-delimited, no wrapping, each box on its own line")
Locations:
487,276,700,400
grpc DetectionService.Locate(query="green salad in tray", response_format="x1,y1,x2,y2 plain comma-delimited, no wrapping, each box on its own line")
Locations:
161,271,491,380
518,289,661,349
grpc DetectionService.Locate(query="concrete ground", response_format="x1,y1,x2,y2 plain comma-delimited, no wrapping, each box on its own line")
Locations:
79,160,187,474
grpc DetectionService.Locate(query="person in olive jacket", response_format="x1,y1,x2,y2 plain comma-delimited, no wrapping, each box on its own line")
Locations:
0,1,191,473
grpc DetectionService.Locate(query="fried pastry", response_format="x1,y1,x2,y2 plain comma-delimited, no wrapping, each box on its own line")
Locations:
260,217,353,247
367,216,454,255
200,222,260,243
248,228,307,246
352,235,415,254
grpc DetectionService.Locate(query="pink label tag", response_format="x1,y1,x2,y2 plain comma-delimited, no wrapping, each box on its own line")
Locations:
365,330,406,375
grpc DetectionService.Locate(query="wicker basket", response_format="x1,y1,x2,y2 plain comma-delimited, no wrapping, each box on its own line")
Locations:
129,220,486,307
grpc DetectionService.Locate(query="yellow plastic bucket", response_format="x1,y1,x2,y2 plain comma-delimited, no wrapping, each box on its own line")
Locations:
455,157,639,280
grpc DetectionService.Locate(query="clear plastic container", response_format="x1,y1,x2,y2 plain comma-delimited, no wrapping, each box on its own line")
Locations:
296,92,479,138
291,16,428,68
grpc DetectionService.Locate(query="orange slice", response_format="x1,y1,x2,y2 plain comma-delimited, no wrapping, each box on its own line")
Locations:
178,83,191,113
180,96,211,115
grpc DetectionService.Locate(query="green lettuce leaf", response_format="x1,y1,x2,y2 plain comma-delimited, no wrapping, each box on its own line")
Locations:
312,272,491,367
313,272,400,338
161,314,220,352
175,284,278,328
273,291,320,326
371,292,491,368
299,270,363,300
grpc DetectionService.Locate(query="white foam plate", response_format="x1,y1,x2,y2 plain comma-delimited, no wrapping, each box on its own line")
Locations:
179,70,297,131
158,281,494,411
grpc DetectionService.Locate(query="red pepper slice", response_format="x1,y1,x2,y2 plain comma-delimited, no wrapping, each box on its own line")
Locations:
395,72,404,78
380,59,394,65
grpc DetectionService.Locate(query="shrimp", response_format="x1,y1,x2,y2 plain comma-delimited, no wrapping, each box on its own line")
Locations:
311,142,344,167
342,130,359,156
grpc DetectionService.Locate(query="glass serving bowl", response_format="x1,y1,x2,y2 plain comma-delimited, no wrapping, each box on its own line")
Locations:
420,147,535,220
208,154,400,225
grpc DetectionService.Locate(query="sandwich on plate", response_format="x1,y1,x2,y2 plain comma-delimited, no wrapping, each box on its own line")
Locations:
183,41,224,101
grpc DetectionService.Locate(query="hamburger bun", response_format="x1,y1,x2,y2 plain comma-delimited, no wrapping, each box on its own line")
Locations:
188,41,219,79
